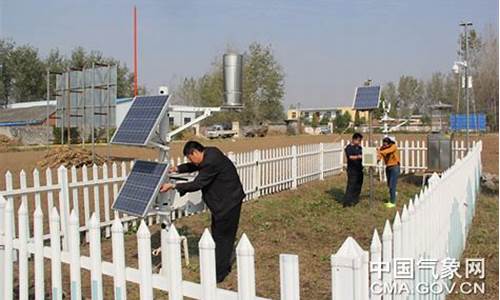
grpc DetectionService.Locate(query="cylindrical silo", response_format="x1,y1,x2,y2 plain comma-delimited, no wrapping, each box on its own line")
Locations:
223,53,243,108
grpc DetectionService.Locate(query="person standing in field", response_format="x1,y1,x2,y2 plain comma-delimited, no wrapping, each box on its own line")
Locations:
378,136,400,208
159,141,245,283
343,133,364,207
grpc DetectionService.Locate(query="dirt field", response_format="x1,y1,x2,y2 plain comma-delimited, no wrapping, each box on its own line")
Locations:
0,133,497,190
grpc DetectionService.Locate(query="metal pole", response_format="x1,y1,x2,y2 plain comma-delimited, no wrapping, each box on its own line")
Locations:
46,69,50,149
133,6,138,96
368,111,373,207
81,68,85,148
106,64,111,161
67,69,71,145
460,21,472,151
91,63,95,163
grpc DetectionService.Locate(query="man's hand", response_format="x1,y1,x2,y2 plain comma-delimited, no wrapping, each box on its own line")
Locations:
159,183,175,193
168,166,178,173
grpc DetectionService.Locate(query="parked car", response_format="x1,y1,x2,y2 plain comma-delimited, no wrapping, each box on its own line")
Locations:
319,126,331,135
206,124,237,139
243,124,269,137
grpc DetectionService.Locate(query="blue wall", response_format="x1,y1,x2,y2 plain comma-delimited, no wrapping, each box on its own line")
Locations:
449,114,486,131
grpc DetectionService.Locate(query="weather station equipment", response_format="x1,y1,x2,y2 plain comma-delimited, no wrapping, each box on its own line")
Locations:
427,102,453,172
110,52,244,229
352,83,381,206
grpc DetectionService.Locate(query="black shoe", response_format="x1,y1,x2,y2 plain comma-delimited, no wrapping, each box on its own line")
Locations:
217,271,230,283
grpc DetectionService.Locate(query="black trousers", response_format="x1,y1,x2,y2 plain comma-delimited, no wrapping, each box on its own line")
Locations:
343,170,363,204
211,203,242,282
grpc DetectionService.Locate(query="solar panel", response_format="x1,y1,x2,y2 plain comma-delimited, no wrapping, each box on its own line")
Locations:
353,86,381,110
112,160,169,217
111,95,170,146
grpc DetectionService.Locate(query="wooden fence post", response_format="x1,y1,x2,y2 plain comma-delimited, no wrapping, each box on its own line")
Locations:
253,149,262,196
69,210,82,300
340,139,345,168
138,221,154,300
82,165,90,242
404,140,410,174
70,166,79,224
20,169,31,240
237,233,256,300
33,205,45,300
291,146,298,190
280,254,300,300
199,228,217,300
166,224,183,300
57,165,70,250
102,164,111,238
4,199,13,300
0,195,5,295
381,220,393,300
331,237,369,300
3,199,14,300
370,229,382,300
89,213,103,300
50,207,63,300
319,143,325,180
18,201,29,300
111,217,127,300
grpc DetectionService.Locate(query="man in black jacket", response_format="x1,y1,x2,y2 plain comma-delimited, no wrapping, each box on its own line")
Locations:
160,141,245,282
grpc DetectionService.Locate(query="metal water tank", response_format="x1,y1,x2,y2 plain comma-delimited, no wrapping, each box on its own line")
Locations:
223,53,243,108
427,133,452,171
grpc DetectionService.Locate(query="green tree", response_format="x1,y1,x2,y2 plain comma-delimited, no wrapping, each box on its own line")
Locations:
354,110,367,126
311,113,319,128
381,82,398,117
424,72,446,113
174,42,285,125
333,111,351,131
319,114,330,125
0,39,15,106
45,48,69,97
8,45,46,101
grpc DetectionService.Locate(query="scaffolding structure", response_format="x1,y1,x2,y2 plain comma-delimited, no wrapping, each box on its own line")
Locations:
48,64,117,161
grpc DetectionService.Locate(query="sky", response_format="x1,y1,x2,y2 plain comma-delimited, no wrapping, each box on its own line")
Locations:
0,0,498,108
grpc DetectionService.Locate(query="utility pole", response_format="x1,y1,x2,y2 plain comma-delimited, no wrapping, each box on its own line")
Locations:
460,21,473,151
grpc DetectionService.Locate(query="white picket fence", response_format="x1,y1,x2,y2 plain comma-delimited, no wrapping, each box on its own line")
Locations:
0,139,469,248
0,142,343,247
331,141,482,299
0,140,481,299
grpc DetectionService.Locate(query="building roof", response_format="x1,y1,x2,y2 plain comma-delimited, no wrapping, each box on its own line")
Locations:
7,100,56,108
0,106,56,126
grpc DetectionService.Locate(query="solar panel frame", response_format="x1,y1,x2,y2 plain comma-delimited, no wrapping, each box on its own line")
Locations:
352,86,381,111
111,95,170,146
112,160,170,217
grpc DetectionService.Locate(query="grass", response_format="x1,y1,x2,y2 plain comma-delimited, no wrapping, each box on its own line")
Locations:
44,172,497,300
173,173,423,299
447,189,499,300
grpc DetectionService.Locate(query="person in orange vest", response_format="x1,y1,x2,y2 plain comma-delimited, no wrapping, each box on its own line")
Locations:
378,136,400,208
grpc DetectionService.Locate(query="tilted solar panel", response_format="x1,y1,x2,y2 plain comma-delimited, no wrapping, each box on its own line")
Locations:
353,86,381,110
111,95,170,146
112,160,169,217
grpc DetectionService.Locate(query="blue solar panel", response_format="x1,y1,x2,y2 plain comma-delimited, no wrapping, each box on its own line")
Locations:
112,160,169,217
353,86,381,110
111,95,170,145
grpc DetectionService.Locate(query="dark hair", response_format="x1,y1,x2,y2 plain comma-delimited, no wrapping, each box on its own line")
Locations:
352,133,363,140
183,141,205,156
383,137,395,144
